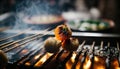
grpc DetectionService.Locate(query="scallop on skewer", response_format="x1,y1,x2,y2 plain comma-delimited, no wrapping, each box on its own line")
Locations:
62,37,79,51
44,37,61,53
54,24,72,41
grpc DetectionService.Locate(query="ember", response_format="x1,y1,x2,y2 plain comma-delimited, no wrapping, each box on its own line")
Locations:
0,26,120,69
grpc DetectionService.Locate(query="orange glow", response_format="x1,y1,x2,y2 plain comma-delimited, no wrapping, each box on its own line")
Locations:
94,56,99,62
92,56,105,69
71,52,77,63
65,54,120,69
66,52,76,69
34,54,41,60
25,62,31,66
112,59,120,69
83,57,91,69
34,53,53,67
66,62,71,69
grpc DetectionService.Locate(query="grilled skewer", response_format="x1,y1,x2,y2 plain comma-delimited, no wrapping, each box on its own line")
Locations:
89,41,95,69
71,41,86,69
105,42,111,69
117,42,120,67
80,50,88,69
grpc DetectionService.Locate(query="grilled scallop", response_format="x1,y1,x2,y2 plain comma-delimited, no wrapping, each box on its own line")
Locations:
62,37,79,51
44,37,61,53
54,24,72,41
0,50,8,69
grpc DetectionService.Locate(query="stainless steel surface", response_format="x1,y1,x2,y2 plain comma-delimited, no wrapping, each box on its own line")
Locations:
2,29,120,37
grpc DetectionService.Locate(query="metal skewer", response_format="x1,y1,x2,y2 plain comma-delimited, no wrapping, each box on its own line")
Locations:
0,28,32,42
0,28,50,49
105,42,111,69
71,41,86,69
117,42,120,67
3,30,51,53
89,41,95,69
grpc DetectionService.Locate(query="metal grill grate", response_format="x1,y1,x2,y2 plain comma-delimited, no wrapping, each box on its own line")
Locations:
0,29,120,69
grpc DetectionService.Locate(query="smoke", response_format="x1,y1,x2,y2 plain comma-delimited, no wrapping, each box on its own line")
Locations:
12,0,62,30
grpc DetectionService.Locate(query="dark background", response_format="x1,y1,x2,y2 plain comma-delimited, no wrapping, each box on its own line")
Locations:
0,0,120,34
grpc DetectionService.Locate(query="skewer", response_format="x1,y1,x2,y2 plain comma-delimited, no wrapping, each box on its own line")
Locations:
0,28,32,42
117,42,120,67
39,53,57,69
98,41,104,56
105,42,111,69
0,28,50,49
3,31,50,53
80,50,88,69
89,41,95,69
56,49,64,60
32,52,46,67
0,40,14,47
13,41,44,64
19,47,43,65
100,41,104,50
57,52,73,69
18,41,44,64
71,41,86,69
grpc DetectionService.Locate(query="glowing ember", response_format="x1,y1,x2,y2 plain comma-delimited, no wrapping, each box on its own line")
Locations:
25,62,31,66
34,54,41,60
84,59,91,69
34,53,53,67
66,63,71,69
83,57,91,69
94,56,99,62
71,52,77,63
21,49,28,54
112,59,120,69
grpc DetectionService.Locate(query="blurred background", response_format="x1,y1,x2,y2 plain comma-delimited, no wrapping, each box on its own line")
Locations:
0,0,120,34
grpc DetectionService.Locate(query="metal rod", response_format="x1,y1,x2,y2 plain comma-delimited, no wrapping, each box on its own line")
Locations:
3,32,48,53
0,28,50,50
20,48,42,65
39,48,64,68
105,42,111,69
80,50,88,69
32,52,46,67
100,41,104,50
0,28,32,42
57,52,73,69
14,42,44,64
56,49,64,60
19,41,44,64
4,30,120,37
117,42,120,67
89,41,95,69
71,41,86,69
0,40,14,47
13,40,42,55
39,53,57,69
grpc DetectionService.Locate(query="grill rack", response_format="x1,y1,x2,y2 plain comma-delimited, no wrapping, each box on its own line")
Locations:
0,29,120,69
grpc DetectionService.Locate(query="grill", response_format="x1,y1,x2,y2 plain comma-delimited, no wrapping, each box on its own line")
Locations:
0,27,120,69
